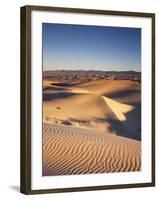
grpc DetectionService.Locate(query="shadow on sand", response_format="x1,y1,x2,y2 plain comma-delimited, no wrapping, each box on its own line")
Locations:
51,82,74,87
106,103,141,141
43,92,77,101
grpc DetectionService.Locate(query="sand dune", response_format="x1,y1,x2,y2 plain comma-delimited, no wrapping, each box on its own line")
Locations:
76,80,141,104
43,92,118,133
43,123,141,176
69,87,134,121
43,86,140,140
43,79,141,105
43,78,141,175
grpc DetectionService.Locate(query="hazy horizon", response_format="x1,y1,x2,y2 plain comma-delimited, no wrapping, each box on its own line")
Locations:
43,69,141,72
42,23,141,72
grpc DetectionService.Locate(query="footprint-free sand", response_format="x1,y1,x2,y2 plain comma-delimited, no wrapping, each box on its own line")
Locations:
43,78,141,176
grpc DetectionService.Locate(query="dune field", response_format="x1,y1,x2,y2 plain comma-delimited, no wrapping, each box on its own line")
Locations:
42,75,141,176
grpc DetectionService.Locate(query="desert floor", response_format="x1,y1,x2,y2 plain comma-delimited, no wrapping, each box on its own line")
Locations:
42,78,141,176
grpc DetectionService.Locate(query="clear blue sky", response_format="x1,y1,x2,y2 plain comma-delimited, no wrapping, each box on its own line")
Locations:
42,23,141,71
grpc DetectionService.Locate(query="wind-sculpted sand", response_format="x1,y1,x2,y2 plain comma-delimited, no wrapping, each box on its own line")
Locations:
43,123,141,176
43,78,141,175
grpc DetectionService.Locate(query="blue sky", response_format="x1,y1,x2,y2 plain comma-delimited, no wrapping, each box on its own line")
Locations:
42,23,141,71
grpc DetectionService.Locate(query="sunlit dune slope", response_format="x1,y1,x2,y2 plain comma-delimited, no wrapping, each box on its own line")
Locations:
43,92,118,133
76,79,141,104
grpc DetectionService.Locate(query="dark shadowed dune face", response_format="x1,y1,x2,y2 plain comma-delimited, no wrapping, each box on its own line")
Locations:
43,92,77,101
51,82,73,87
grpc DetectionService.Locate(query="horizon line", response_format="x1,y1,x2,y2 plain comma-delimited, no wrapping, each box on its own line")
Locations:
43,69,141,72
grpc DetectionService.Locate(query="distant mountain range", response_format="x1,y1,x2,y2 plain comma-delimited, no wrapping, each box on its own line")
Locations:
43,70,141,78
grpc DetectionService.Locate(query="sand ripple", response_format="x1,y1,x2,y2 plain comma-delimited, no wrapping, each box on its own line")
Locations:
43,123,141,176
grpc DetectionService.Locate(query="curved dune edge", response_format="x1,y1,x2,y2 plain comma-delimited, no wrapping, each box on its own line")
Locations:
43,123,141,176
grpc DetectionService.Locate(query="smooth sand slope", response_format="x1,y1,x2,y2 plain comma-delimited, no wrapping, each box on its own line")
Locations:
43,79,141,175
77,79,141,104
43,123,141,176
